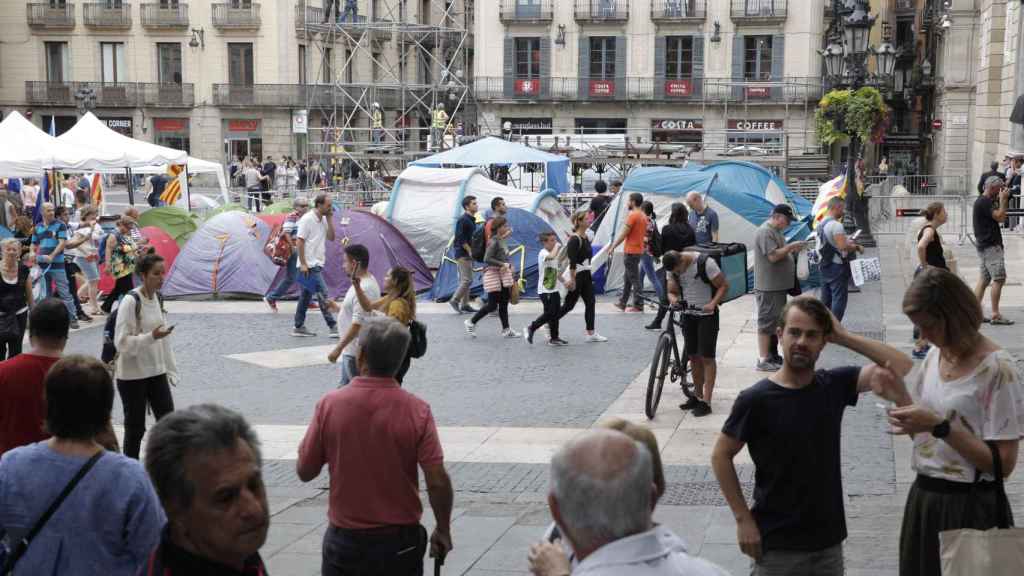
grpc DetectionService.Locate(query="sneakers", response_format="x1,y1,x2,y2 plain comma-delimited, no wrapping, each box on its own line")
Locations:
464,319,476,338
625,306,643,313
585,332,608,343
502,327,521,338
644,321,662,331
770,354,784,366
449,300,462,314
692,401,712,417
548,338,569,347
755,359,780,372
460,304,478,313
265,297,278,313
614,302,626,312
679,397,702,411
525,325,535,345
77,312,93,323
328,326,339,338
69,320,81,330
292,326,317,337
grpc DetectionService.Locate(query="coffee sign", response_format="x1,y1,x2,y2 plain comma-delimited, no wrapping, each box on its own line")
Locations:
664,79,692,97
728,120,783,131
589,80,615,97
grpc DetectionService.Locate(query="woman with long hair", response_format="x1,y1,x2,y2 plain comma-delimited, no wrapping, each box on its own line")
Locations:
556,210,607,343
465,215,519,338
911,202,949,358
646,202,696,331
891,267,1023,576
640,201,666,308
352,265,418,382
0,237,31,359
66,206,104,316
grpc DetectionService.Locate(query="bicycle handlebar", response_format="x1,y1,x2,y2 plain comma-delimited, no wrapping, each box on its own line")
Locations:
632,293,702,312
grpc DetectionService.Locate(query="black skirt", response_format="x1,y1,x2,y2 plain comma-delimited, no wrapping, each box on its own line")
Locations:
899,474,1014,576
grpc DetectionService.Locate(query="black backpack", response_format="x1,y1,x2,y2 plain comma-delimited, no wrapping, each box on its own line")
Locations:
649,224,664,258
695,253,714,286
102,289,166,365
470,221,488,262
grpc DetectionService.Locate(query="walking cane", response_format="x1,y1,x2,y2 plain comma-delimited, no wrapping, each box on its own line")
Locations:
434,550,446,576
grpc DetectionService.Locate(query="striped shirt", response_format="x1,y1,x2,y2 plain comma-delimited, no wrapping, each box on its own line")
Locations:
31,221,68,268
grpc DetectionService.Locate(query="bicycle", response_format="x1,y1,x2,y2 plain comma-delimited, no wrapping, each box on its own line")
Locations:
637,294,698,419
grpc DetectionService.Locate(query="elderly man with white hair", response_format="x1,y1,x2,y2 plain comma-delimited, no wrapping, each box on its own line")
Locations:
528,429,729,576
685,192,719,245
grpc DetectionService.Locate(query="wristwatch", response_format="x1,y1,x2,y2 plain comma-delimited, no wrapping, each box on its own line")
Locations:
932,419,951,439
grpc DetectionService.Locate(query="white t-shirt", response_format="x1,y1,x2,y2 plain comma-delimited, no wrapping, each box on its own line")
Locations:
340,275,381,358
537,247,561,295
908,348,1024,482
816,219,848,264
296,211,329,268
66,223,103,259
674,255,722,316
59,187,75,209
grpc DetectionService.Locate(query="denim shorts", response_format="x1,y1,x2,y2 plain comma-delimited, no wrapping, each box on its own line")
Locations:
77,258,100,282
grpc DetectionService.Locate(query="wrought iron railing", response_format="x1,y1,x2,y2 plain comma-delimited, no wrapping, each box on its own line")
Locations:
27,2,76,27
140,2,188,28
730,0,787,21
650,0,706,22
83,2,132,28
499,0,554,22
138,83,195,107
26,81,139,107
212,2,261,28
574,0,629,22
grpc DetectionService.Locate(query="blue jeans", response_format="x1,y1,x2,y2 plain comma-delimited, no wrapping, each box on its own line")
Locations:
339,355,358,387
641,254,666,302
294,266,336,329
267,252,298,302
43,265,77,319
819,262,849,321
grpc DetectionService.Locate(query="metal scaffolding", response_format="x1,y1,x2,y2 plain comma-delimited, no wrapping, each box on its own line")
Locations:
299,0,475,198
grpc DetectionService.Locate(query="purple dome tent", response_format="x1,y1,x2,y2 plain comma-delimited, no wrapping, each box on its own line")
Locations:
164,211,279,298
267,208,433,300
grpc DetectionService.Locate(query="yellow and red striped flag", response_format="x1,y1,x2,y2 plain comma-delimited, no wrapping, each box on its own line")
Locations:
160,164,186,206
812,174,847,229
90,173,103,207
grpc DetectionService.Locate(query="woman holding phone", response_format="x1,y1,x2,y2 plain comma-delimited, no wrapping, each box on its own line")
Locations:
113,252,177,460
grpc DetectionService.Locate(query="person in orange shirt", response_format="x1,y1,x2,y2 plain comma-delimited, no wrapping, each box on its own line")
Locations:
610,192,649,312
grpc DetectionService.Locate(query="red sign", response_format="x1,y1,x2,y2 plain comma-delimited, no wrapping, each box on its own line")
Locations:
514,79,540,96
589,80,615,97
745,86,771,98
228,119,260,132
932,119,943,130
664,79,692,97
728,120,784,131
154,118,188,132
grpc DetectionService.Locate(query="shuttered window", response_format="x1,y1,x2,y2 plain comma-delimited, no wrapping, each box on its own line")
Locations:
515,38,541,78
589,37,616,79
743,36,772,80
666,36,693,79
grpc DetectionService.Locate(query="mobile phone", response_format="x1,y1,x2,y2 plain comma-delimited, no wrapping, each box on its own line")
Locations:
544,523,561,542
850,229,863,241
166,324,176,331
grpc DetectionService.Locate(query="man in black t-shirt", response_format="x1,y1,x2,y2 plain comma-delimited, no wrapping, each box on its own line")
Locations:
973,176,1013,325
711,297,913,575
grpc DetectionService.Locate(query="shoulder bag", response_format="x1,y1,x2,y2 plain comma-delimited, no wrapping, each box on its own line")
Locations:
0,450,104,574
408,319,428,359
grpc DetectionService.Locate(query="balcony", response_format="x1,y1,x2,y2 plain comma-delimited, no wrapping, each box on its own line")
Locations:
26,81,140,107
27,2,76,29
472,76,822,104
139,83,195,107
574,0,629,23
895,0,915,14
730,0,786,24
141,2,188,28
212,2,261,29
213,84,305,107
84,2,132,28
293,4,392,42
499,0,553,23
651,0,706,23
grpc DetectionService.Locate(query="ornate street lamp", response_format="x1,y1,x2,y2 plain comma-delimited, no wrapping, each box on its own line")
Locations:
820,41,845,79
872,42,898,79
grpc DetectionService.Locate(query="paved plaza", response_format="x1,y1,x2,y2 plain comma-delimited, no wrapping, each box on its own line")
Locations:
61,234,1024,576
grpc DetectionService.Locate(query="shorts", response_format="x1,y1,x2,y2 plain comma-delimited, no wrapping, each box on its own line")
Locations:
683,311,719,358
755,290,787,334
77,258,100,282
978,245,1006,283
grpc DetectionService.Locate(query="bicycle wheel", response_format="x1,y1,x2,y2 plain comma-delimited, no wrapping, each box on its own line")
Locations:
646,333,674,419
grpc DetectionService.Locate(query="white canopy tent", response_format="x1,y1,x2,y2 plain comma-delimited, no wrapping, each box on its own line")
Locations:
0,111,124,176
58,112,187,166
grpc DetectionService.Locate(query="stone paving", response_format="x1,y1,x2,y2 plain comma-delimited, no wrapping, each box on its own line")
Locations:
60,234,1024,575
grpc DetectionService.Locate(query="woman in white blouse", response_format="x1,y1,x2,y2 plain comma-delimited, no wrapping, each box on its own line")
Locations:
890,267,1023,576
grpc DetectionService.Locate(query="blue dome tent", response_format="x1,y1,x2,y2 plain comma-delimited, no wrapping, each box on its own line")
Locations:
429,208,555,302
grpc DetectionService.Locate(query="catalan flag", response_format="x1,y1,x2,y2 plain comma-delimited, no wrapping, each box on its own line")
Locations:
160,164,186,206
90,173,103,207
812,174,847,229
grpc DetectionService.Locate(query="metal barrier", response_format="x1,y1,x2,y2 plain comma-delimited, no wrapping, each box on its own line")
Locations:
863,174,967,196
868,194,968,243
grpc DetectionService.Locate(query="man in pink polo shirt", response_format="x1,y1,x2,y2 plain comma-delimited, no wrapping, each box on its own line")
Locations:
297,317,454,576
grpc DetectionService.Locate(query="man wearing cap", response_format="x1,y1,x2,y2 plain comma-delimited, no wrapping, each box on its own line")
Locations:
973,175,1014,325
815,197,863,322
752,205,806,371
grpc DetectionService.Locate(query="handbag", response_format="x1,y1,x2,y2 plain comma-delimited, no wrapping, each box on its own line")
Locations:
0,450,104,574
408,319,428,359
509,277,522,305
939,441,1024,576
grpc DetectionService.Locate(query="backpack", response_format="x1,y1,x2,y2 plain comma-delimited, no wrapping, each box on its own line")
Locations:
408,319,428,359
101,288,166,365
695,253,714,286
264,224,292,266
648,222,663,258
97,233,112,265
470,221,488,262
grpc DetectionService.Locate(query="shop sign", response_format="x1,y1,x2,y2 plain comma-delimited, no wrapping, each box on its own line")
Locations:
103,117,132,136
664,79,692,97
745,86,771,98
505,118,552,131
515,79,540,96
589,80,615,97
228,119,260,132
728,120,784,131
652,119,703,131
292,109,308,134
154,118,188,133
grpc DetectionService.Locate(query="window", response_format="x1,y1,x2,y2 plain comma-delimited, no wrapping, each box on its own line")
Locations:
344,49,353,83
104,0,124,7
48,0,68,6
322,47,333,84
371,52,381,83
228,43,254,85
45,41,69,83
230,0,252,7
744,36,772,80
299,45,307,84
589,37,616,79
575,118,627,134
159,0,180,6
666,37,693,79
515,38,540,79
101,43,126,83
158,43,182,84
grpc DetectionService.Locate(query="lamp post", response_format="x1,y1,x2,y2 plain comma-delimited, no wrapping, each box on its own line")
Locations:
819,0,898,247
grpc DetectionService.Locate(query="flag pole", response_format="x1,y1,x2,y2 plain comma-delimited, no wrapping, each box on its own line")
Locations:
184,165,191,213
126,168,134,206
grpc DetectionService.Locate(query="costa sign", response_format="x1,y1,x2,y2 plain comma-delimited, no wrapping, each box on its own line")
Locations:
745,86,771,98
728,120,784,131
589,80,615,97
515,79,540,95
652,119,703,131
664,79,692,97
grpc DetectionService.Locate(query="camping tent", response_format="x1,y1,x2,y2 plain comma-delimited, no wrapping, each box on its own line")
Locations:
98,226,181,294
0,111,123,176
386,166,573,267
163,211,279,298
683,161,808,209
136,206,199,247
131,157,229,204
265,208,433,300
429,208,555,302
594,166,814,292
411,136,571,194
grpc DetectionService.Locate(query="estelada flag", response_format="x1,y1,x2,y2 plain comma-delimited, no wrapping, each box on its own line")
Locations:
160,164,185,206
90,173,103,206
812,174,847,229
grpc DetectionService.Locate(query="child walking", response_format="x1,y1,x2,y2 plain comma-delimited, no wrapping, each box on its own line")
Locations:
525,232,568,346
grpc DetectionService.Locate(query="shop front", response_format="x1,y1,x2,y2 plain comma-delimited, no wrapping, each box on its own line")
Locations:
504,117,553,136
726,119,784,157
223,119,262,163
154,118,190,153
101,117,133,137
651,119,703,145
